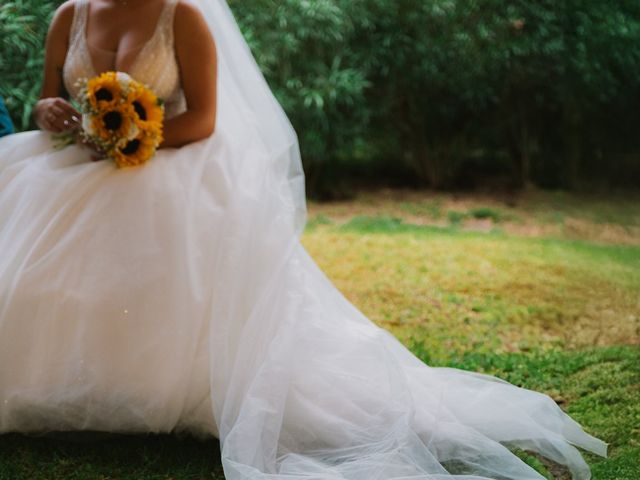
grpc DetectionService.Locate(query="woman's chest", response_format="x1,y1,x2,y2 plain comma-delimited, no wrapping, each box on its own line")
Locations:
64,39,180,102
63,0,181,103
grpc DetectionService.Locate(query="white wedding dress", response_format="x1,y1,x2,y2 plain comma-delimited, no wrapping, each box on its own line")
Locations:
0,0,607,479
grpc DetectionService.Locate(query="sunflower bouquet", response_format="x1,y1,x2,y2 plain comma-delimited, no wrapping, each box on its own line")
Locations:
74,71,164,168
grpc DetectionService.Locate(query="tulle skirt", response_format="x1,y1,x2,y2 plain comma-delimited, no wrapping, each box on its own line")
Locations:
0,130,607,480
0,131,221,438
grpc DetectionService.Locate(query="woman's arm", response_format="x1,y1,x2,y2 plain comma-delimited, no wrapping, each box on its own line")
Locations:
161,1,218,148
34,1,81,133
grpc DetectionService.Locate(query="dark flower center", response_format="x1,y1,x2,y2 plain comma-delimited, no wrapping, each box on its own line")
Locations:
103,111,123,131
121,139,141,155
132,101,147,121
95,88,113,102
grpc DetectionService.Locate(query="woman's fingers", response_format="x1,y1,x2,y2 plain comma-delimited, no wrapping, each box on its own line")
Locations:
37,98,80,133
50,105,67,120
46,115,64,133
49,104,80,132
35,97,81,134
56,99,80,118
50,113,68,132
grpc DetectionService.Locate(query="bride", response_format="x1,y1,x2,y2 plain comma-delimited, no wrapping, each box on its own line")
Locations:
0,0,607,479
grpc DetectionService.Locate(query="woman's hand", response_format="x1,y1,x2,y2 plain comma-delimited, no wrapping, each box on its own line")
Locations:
36,3,103,162
36,98,104,160
34,97,80,133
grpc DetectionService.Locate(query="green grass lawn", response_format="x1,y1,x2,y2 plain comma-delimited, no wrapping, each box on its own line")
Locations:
1,189,638,479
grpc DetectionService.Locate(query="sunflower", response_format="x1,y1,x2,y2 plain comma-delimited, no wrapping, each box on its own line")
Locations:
127,84,164,134
76,71,164,167
87,72,123,110
113,133,158,168
90,102,139,142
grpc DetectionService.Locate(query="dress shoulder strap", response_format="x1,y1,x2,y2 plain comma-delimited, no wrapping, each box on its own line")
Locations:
68,0,89,44
157,0,179,45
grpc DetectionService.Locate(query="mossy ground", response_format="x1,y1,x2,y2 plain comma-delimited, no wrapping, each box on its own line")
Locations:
1,189,638,479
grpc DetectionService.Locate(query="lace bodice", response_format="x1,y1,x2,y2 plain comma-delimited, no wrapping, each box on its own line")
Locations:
63,0,186,119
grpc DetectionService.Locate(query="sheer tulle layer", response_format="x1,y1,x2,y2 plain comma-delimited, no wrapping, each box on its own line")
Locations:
0,131,221,439
0,128,605,480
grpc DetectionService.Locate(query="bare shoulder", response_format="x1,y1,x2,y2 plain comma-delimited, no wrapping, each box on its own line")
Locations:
46,0,76,42
174,0,213,39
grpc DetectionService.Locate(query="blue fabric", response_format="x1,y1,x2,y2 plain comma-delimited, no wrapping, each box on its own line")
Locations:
0,97,15,137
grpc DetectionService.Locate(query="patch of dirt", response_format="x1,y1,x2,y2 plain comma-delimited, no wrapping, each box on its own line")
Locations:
307,187,640,245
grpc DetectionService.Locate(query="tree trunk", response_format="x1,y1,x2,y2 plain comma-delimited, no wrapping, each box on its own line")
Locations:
563,99,582,190
507,99,535,190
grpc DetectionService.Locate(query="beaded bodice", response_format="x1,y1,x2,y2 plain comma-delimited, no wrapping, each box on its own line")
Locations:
63,0,186,119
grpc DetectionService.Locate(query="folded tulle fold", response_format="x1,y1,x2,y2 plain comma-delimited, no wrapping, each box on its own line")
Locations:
209,234,606,480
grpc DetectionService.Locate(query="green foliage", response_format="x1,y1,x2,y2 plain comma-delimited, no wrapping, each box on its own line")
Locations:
469,207,507,222
0,0,57,130
360,0,640,190
4,1,640,193
228,0,373,197
229,0,640,193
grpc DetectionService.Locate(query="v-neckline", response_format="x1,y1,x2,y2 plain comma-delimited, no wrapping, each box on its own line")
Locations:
83,0,169,77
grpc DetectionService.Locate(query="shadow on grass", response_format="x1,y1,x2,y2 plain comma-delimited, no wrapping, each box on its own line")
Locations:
0,431,224,480
1,346,638,479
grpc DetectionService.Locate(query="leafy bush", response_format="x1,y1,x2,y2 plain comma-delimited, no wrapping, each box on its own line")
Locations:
0,0,57,130
231,0,640,193
4,0,640,194
361,0,640,190
229,0,374,197
469,207,504,222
